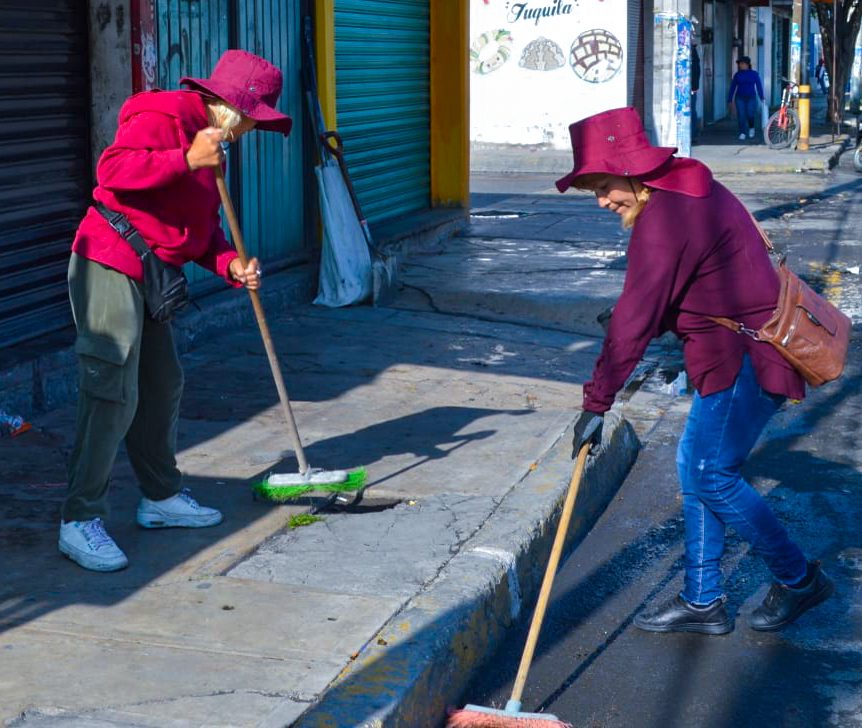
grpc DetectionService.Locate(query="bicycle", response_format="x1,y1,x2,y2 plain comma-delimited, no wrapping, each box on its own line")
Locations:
764,78,800,149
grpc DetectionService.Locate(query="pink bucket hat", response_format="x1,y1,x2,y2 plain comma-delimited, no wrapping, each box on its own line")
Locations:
180,50,292,135
555,107,675,191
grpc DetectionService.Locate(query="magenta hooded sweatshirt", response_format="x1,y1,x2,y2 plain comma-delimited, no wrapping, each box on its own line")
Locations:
72,90,239,286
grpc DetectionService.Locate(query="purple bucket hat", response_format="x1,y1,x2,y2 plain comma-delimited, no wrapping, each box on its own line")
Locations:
555,107,675,192
180,49,292,135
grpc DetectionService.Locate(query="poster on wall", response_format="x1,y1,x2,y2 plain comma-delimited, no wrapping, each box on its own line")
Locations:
470,0,628,149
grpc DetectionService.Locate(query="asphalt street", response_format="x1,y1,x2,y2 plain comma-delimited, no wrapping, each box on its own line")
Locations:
459,156,862,727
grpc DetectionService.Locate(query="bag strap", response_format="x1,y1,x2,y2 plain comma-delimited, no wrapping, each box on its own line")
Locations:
94,202,152,260
747,209,775,253
705,207,773,338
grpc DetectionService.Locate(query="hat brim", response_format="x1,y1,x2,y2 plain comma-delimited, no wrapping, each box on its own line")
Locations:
555,146,677,192
180,77,293,136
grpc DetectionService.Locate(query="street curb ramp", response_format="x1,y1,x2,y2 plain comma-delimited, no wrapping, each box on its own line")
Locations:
291,413,639,728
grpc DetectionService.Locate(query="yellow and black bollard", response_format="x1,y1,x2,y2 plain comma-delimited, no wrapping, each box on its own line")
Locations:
798,84,811,151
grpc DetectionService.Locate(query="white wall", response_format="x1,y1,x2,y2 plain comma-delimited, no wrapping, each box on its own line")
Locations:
470,0,628,149
712,0,731,118
89,1,133,163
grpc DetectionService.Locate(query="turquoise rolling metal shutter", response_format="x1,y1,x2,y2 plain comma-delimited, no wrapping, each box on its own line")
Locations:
0,0,91,348
335,0,430,225
154,0,304,288
234,0,305,270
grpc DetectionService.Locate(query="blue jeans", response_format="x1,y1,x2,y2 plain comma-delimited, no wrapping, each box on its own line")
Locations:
735,95,760,136
676,356,807,605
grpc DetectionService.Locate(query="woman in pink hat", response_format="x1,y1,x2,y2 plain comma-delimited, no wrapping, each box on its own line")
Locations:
560,107,833,635
60,50,293,572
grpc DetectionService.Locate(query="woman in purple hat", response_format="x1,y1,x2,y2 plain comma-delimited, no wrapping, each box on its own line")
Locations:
60,50,293,572
559,107,833,635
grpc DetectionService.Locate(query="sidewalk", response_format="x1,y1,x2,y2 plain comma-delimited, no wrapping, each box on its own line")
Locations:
471,89,850,177
1,192,664,727
691,88,850,174
3,140,853,726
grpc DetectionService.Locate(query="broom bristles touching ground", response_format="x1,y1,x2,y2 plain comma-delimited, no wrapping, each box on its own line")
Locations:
253,468,367,502
446,705,572,727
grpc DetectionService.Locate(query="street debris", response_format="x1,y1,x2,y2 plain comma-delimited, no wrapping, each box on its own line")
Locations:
0,410,31,438
288,513,324,529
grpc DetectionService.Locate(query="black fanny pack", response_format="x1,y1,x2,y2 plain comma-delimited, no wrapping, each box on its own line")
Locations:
95,203,189,323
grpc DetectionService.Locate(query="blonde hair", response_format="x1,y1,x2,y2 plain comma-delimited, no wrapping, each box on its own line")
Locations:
574,174,652,229
622,184,652,229
206,99,243,139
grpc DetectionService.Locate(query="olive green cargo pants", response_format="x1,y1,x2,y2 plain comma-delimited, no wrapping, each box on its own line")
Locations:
63,253,183,522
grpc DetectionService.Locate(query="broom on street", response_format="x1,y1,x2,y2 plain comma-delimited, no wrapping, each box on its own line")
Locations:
445,443,591,728
214,164,366,502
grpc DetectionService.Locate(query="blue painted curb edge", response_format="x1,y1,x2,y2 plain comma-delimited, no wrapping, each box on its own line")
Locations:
292,412,640,728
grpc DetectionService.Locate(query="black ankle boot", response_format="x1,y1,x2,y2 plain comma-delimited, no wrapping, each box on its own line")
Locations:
749,561,834,632
634,594,734,635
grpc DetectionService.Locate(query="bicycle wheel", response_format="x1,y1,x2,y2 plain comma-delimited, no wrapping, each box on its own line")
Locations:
853,144,862,173
764,108,800,149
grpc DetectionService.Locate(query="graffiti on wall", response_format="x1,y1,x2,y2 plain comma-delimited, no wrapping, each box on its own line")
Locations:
674,16,692,156
520,37,566,70
471,29,515,74
569,29,624,83
470,0,627,148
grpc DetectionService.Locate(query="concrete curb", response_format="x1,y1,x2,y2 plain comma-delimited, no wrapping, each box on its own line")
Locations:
693,139,849,175
827,135,854,169
290,410,640,728
470,138,850,176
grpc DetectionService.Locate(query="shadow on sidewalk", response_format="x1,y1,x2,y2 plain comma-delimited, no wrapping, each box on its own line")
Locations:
0,402,531,635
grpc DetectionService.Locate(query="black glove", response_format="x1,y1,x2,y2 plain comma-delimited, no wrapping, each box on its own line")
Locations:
572,411,603,458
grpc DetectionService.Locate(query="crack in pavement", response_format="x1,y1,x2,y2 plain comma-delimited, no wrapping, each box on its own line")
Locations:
395,284,606,339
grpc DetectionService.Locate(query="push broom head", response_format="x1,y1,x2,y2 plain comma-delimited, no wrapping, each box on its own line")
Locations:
446,704,572,727
253,467,367,502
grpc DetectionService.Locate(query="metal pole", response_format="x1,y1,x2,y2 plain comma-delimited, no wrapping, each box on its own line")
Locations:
798,0,811,148
833,0,839,135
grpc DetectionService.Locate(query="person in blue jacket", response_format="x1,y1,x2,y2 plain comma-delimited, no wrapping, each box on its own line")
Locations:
727,55,764,141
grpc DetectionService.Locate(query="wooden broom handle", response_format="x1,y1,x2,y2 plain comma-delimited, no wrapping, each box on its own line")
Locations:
510,442,590,704
214,166,310,475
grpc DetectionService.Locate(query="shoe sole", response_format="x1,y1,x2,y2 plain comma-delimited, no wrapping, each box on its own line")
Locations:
137,513,223,529
748,580,835,632
634,618,734,635
59,542,128,572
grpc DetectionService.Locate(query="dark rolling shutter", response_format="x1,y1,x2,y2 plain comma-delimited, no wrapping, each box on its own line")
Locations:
335,0,430,225
0,1,91,348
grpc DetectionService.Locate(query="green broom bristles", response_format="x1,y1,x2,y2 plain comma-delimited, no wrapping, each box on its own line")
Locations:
253,467,367,502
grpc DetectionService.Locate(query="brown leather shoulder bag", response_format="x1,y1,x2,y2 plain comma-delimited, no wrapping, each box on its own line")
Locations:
709,215,851,388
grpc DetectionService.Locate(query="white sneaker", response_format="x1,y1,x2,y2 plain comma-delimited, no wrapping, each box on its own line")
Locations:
748,129,755,139
136,489,223,529
59,518,128,572
738,133,747,141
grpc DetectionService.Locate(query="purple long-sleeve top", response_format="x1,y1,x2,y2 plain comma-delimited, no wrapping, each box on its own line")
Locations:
728,69,764,102
583,180,805,414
